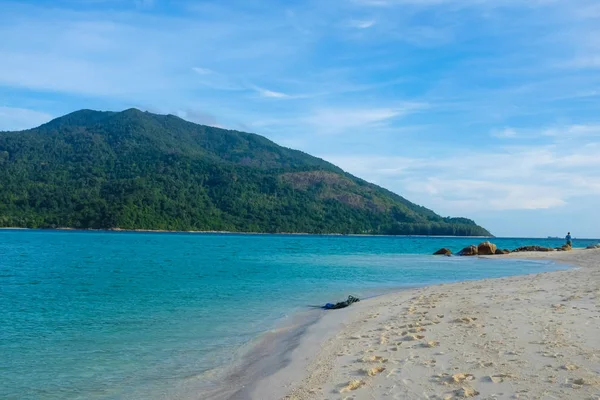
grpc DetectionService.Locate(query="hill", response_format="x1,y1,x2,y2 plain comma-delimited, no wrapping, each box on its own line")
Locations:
0,109,491,236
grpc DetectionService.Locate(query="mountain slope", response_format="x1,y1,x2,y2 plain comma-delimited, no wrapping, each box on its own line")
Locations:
0,109,491,235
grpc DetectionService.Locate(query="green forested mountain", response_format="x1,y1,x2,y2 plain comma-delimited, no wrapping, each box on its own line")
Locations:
0,109,491,236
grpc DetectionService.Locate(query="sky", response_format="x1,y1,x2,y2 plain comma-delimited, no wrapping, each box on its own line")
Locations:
1,0,600,238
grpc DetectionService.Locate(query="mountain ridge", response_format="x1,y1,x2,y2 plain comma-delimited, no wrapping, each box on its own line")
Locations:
0,108,491,236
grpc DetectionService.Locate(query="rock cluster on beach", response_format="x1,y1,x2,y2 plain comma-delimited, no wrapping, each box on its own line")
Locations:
434,241,577,256
512,245,554,252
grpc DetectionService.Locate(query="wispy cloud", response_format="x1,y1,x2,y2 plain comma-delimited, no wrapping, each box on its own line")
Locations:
304,104,426,134
543,124,600,138
489,124,600,140
321,133,600,221
191,68,291,98
346,19,376,29
252,87,289,98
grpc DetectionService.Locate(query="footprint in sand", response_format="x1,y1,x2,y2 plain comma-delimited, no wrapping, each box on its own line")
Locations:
448,373,475,384
433,373,475,385
363,366,386,376
568,377,589,389
402,334,425,341
542,352,563,358
561,364,578,370
454,386,479,397
339,379,366,393
452,316,478,324
485,374,515,383
361,355,388,363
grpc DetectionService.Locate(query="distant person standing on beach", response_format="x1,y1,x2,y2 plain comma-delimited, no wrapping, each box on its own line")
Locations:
566,232,572,246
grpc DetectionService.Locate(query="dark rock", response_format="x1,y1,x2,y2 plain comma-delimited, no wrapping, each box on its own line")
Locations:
457,245,478,256
586,244,600,249
512,246,554,253
477,241,497,255
433,248,452,256
494,248,510,255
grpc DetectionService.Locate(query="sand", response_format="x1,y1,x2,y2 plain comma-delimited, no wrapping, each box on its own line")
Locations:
256,248,600,400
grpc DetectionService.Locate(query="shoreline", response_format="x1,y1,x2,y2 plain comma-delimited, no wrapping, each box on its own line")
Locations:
198,288,423,400
2,227,598,241
195,308,325,399
254,249,600,399
0,226,496,238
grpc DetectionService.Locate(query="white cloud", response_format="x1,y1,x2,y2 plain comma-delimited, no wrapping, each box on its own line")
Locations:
346,19,376,29
543,124,600,137
0,107,54,131
305,104,425,134
487,124,600,141
190,68,291,98
405,178,568,211
321,135,600,215
252,86,289,98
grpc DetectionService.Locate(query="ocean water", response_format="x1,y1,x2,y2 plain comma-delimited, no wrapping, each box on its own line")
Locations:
1,230,597,400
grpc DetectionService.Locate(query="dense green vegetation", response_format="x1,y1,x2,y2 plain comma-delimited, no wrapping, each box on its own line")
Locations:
0,109,491,236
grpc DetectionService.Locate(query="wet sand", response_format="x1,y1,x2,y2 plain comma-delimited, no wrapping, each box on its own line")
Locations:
256,248,600,400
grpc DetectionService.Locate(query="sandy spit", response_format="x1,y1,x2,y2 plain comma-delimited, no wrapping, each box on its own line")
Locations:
259,249,600,400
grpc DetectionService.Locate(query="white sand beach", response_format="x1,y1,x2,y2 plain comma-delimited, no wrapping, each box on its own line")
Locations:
253,248,600,400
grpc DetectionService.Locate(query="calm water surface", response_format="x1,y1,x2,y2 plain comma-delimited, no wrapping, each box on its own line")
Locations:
1,231,597,399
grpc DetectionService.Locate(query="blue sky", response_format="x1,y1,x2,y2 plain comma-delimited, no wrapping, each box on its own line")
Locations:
1,0,600,238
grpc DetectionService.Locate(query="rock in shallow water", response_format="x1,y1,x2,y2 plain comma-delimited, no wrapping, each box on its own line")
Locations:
433,248,452,255
457,245,478,256
477,241,497,255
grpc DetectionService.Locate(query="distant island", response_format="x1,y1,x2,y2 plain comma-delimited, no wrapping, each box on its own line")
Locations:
0,109,491,236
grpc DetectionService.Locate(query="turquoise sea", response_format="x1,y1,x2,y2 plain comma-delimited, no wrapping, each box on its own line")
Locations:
1,230,598,400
